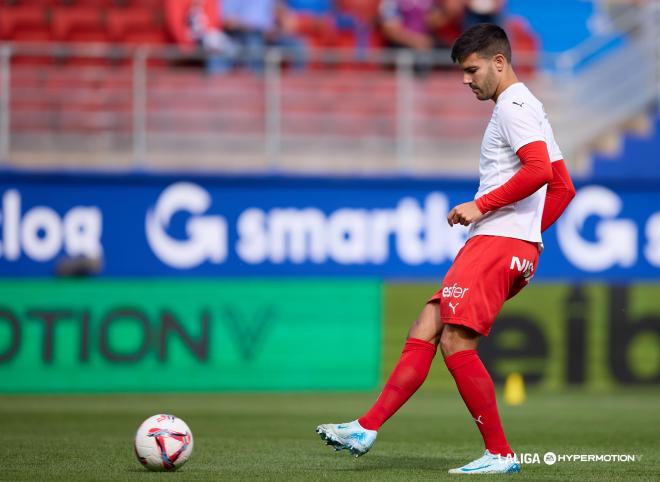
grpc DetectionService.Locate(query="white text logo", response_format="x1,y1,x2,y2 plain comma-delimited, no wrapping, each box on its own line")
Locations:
237,193,467,265
442,283,470,298
557,186,637,271
510,256,534,274
0,189,103,262
145,182,227,269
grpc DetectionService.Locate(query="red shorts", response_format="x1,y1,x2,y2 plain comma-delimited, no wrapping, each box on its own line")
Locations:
429,235,539,336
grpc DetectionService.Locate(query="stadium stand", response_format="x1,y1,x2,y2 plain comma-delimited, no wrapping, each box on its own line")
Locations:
0,0,168,46
0,1,657,177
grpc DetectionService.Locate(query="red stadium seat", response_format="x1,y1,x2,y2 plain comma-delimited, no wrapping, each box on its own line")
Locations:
51,6,109,42
293,13,337,48
107,7,166,44
65,0,116,6
5,0,58,6
0,5,51,41
110,0,162,8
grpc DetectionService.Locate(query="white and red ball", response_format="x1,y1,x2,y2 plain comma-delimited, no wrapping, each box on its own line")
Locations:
134,414,194,471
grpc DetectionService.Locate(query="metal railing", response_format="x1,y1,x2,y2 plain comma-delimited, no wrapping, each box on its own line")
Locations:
0,44,493,174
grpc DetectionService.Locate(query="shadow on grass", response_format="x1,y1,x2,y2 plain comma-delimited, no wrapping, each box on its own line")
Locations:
329,454,450,472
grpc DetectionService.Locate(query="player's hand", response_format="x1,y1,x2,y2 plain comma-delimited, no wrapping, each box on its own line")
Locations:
447,201,484,227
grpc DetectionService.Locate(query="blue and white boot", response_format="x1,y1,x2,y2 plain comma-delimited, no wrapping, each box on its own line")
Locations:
449,450,521,474
315,420,377,457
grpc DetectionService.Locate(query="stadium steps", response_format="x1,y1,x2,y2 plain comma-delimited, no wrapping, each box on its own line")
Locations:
591,114,660,180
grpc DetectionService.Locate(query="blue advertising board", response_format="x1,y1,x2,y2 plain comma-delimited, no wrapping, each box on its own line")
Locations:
0,172,658,280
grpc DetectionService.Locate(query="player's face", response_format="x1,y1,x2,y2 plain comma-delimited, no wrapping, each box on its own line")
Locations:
459,53,498,101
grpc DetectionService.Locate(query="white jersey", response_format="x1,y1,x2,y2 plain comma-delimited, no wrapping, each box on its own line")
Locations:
468,82,563,243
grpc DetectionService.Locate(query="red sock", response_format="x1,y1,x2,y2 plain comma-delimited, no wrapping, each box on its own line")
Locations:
358,338,436,431
444,349,513,456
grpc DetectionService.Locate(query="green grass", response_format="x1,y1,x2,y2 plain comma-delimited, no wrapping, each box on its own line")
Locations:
1,389,658,481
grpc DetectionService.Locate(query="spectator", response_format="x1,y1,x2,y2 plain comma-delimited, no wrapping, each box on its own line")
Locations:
379,0,461,69
221,0,307,73
462,0,505,29
187,0,239,73
165,0,237,74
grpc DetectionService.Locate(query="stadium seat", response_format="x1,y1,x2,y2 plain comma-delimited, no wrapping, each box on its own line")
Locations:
48,0,115,6
111,0,161,8
106,7,167,44
293,13,337,48
0,5,51,41
5,0,58,6
51,6,109,42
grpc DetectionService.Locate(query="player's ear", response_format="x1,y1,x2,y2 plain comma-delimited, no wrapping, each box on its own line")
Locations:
493,54,506,72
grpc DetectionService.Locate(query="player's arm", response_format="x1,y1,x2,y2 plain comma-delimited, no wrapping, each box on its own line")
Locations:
475,140,553,214
447,140,553,226
540,159,576,232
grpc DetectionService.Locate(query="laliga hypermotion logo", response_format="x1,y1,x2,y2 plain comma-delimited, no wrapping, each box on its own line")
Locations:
145,182,227,269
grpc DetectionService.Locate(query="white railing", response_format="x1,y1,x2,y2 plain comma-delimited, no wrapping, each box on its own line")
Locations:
0,44,497,174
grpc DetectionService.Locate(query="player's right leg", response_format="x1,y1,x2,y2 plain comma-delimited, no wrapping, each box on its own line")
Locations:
437,235,539,474
316,302,443,457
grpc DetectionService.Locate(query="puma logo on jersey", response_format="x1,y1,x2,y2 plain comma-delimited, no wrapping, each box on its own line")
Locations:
512,101,525,108
448,302,459,315
474,415,484,425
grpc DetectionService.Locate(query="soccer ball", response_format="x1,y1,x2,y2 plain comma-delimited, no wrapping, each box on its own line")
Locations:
134,414,194,471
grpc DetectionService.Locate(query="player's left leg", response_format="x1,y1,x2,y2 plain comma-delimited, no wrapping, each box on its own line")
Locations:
316,302,442,457
356,302,443,430
441,324,520,474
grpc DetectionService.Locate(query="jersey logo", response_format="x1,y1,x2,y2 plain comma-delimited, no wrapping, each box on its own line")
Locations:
512,101,525,108
448,302,460,315
474,415,484,425
442,283,470,299
510,256,535,281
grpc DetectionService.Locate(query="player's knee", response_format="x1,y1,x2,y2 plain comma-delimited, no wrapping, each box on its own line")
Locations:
439,324,479,358
439,329,458,358
407,303,442,345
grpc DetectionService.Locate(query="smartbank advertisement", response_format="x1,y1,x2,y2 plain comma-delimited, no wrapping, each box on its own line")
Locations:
0,173,658,279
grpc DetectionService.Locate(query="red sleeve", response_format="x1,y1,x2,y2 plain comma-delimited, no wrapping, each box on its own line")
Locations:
475,140,553,214
541,159,576,232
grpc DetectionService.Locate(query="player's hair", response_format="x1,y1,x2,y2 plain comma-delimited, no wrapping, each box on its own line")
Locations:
451,23,512,64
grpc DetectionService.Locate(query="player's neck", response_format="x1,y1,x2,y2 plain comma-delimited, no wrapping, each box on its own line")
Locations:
492,70,519,103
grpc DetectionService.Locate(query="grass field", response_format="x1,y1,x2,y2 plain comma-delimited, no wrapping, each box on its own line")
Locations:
2,388,658,481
